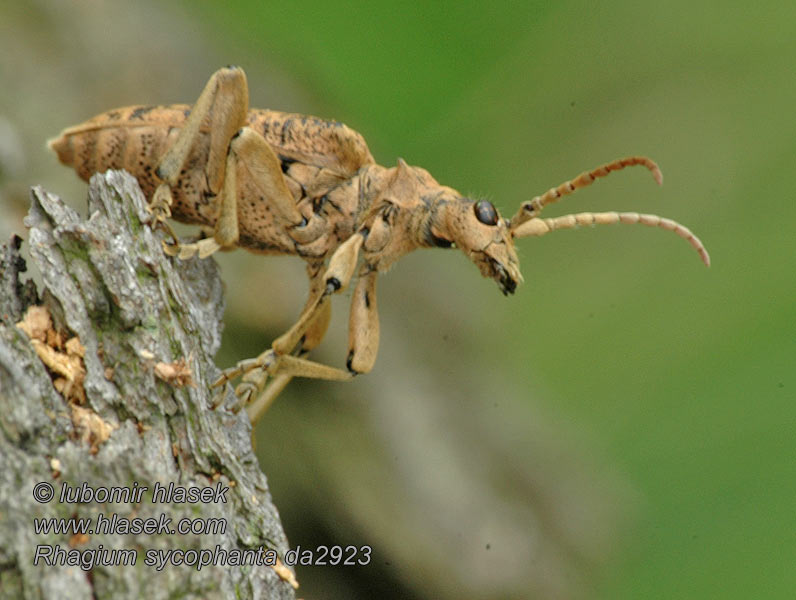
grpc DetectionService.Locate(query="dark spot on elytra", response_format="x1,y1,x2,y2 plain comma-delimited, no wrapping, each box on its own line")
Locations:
130,106,156,120
280,118,294,144
364,292,370,308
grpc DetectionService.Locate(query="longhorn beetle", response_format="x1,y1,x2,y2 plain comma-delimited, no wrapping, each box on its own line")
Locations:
49,66,710,421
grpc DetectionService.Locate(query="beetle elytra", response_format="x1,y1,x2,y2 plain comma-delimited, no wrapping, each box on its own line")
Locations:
49,67,710,421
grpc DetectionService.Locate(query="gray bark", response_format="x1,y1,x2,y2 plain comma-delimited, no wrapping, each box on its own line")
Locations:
0,171,296,600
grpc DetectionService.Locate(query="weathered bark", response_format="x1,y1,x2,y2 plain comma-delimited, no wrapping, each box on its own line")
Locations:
0,171,296,600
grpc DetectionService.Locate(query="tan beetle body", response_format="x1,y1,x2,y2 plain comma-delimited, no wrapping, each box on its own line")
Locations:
50,67,709,420
51,104,375,258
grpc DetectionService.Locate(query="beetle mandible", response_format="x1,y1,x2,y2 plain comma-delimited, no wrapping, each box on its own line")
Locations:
49,67,710,421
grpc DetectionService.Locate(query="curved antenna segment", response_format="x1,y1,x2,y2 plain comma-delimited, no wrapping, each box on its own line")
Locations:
510,156,662,230
513,211,710,267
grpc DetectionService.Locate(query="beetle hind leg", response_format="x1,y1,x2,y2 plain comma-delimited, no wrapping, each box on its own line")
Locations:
170,122,308,260
143,184,182,248
154,66,249,258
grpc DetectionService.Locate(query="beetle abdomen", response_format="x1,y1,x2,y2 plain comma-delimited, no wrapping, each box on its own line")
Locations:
50,104,199,197
50,104,375,246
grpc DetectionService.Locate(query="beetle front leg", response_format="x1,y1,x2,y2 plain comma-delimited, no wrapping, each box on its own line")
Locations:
272,229,364,355
245,373,292,422
238,295,332,419
346,268,380,374
213,232,366,412
243,263,332,419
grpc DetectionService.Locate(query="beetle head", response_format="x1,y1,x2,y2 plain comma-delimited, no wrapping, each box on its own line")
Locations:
374,159,522,295
425,193,522,296
374,155,709,299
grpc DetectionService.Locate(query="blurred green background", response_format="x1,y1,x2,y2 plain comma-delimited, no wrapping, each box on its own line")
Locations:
1,1,794,598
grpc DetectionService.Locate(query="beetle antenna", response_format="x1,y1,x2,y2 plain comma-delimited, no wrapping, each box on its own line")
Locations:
512,211,710,267
509,156,662,230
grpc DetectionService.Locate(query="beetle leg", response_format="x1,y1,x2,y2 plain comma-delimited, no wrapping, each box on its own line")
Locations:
176,120,306,259
154,66,249,257
168,143,241,259
149,67,319,258
166,124,309,260
229,350,352,409
213,232,367,412
225,127,304,226
243,275,333,421
147,187,180,245
271,230,364,354
346,267,380,374
239,263,331,418
246,373,292,421
299,262,334,352
157,66,249,190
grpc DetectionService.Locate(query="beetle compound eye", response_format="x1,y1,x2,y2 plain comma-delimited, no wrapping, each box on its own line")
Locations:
474,200,498,226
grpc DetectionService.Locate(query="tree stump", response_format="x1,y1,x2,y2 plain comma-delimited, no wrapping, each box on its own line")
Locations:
0,171,296,599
